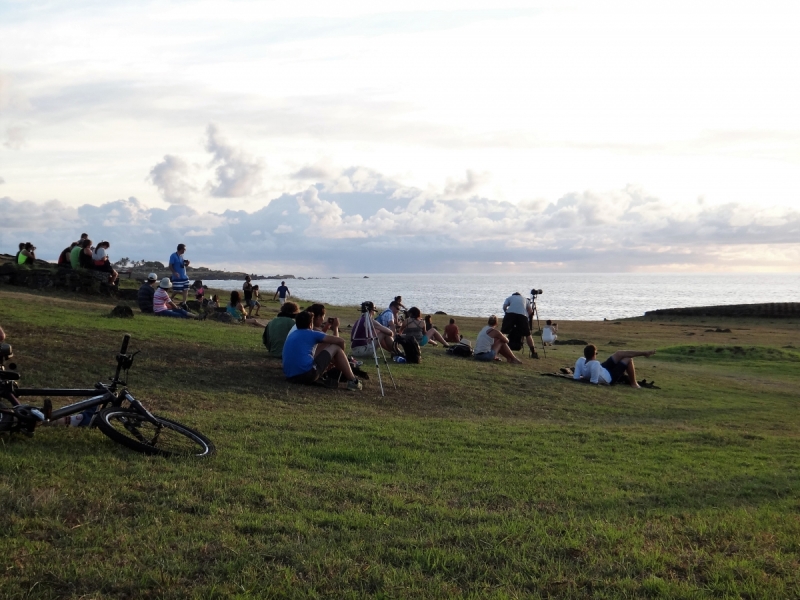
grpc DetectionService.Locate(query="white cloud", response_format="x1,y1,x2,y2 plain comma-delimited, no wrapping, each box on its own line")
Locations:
205,124,265,198
148,155,197,205
4,127,27,150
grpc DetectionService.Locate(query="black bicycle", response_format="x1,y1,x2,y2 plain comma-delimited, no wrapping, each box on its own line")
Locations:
0,334,215,458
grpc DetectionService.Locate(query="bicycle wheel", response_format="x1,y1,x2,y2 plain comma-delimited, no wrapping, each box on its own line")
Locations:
97,407,215,458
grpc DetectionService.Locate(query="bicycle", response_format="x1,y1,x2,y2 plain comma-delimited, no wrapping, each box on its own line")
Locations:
0,334,215,458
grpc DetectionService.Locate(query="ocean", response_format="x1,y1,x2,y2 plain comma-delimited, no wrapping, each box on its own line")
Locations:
203,273,800,321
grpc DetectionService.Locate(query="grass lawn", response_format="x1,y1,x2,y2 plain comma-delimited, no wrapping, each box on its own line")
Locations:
1,287,798,599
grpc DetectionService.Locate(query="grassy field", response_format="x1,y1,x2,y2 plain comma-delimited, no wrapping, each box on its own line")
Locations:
1,286,798,599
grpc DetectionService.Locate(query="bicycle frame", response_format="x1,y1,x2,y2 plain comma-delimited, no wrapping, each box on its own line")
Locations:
0,334,160,431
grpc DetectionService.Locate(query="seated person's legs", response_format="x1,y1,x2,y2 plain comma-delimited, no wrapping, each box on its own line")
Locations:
494,339,523,364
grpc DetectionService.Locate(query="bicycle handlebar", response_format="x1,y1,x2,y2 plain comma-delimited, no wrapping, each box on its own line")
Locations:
119,334,131,354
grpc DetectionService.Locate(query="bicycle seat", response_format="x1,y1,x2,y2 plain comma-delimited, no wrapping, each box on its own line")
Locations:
0,371,20,381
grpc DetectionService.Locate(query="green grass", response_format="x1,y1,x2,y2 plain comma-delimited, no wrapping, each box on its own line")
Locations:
1,288,799,598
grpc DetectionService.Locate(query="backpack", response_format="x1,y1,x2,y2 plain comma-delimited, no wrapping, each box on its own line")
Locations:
393,334,421,364
447,343,473,358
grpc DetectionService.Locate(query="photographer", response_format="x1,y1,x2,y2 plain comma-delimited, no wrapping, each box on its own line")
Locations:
542,320,558,346
351,302,394,358
263,301,300,357
168,243,191,307
501,292,539,358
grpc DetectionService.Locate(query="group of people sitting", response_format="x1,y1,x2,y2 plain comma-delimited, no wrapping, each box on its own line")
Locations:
13,242,37,266
55,233,119,285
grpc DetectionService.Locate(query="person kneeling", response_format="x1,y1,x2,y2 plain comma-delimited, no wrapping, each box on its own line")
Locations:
574,344,655,388
473,315,522,364
283,311,362,391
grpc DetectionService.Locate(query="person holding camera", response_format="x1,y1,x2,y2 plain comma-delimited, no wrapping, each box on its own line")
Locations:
542,320,558,346
17,242,36,265
351,302,395,358
501,292,539,358
168,243,191,307
574,344,656,388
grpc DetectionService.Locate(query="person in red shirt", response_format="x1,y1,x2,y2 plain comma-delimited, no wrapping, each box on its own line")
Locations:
444,318,461,344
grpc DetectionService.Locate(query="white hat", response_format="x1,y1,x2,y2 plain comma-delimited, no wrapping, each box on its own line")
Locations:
147,273,158,281
159,277,173,289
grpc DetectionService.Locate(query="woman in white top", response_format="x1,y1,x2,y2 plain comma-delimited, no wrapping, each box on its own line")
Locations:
473,315,522,364
91,241,119,285
542,320,558,346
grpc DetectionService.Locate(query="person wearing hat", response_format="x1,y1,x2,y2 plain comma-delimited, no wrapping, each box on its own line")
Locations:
154,278,193,318
137,273,159,313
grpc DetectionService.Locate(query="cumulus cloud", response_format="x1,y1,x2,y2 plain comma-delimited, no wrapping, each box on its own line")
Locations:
148,155,197,205
205,124,264,198
2,177,800,272
0,176,5,185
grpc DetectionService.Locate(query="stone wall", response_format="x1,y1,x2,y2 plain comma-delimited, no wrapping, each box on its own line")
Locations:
644,303,800,318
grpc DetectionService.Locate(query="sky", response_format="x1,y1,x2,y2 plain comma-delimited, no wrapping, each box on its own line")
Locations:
1,0,799,274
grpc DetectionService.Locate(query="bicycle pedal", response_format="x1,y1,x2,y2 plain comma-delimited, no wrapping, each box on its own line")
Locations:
43,398,52,421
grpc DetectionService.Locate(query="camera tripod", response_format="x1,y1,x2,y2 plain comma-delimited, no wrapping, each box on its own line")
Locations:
360,310,397,397
528,293,547,358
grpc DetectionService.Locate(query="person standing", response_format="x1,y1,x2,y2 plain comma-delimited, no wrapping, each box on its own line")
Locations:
501,292,538,359
273,281,290,305
243,276,254,314
168,243,190,306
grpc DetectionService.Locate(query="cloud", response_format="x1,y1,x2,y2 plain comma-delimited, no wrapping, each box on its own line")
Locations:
0,176,5,185
443,169,490,198
2,177,800,273
205,124,265,198
148,155,197,205
4,127,27,150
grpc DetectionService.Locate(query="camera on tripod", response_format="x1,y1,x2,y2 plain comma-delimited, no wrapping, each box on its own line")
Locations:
360,301,375,313
530,288,543,297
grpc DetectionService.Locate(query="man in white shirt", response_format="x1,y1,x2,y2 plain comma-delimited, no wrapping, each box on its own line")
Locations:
574,344,656,388
501,292,538,358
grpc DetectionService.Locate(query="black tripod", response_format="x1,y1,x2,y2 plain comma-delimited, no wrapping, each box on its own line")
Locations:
528,290,546,358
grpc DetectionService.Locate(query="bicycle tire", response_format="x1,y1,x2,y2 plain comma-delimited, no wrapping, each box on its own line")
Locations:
96,407,215,458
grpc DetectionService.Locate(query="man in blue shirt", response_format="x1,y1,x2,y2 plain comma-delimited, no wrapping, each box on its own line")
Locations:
273,281,290,305
168,243,190,306
282,311,362,391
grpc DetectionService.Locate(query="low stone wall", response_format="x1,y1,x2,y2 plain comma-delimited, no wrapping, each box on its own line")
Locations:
644,303,800,318
0,254,137,300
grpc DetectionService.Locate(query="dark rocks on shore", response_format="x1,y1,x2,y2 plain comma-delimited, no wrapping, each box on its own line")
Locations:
645,303,800,318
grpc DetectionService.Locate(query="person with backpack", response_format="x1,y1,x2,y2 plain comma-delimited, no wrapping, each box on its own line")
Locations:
376,301,401,334
474,315,522,364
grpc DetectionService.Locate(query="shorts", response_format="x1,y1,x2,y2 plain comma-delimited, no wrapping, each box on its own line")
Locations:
287,349,333,384
248,299,260,307
474,350,497,362
279,296,286,305
420,335,429,347
501,312,531,337
601,356,629,384
94,262,114,273
351,344,374,358
171,277,190,292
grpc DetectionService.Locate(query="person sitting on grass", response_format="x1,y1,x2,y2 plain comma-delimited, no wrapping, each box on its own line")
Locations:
542,320,558,346
227,291,267,327
474,315,522,364
424,315,451,347
191,280,205,305
443,318,461,344
137,273,159,313
350,301,395,358
376,301,401,334
154,278,194,318
282,310,362,391
263,301,300,358
574,344,656,388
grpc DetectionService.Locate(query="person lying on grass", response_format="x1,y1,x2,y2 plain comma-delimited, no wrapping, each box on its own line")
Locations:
574,344,656,388
282,310,362,391
474,315,523,364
